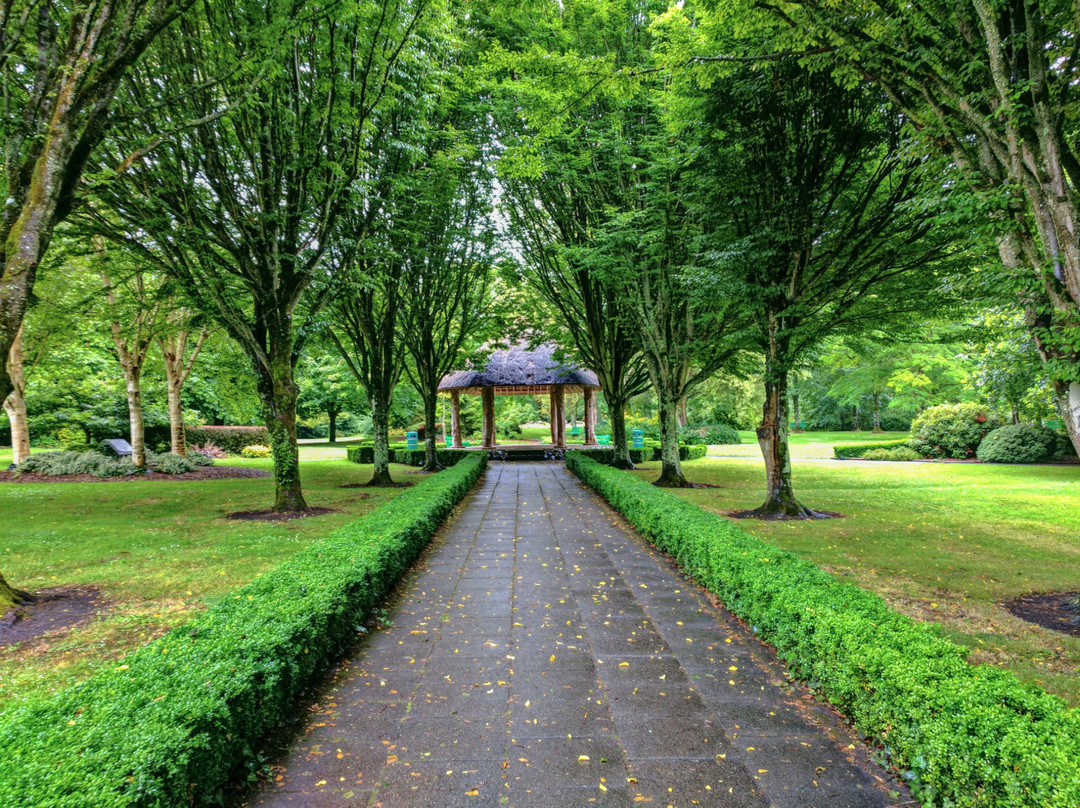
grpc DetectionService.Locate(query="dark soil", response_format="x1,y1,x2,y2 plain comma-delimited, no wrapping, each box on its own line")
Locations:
1002,591,1080,637
227,507,339,522
727,508,844,521
0,466,272,484
0,587,108,646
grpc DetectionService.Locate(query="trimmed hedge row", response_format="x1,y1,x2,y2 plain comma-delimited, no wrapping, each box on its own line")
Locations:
833,439,910,459
573,444,708,464
185,425,271,454
344,444,468,467
0,453,487,808
565,454,1080,808
346,442,408,464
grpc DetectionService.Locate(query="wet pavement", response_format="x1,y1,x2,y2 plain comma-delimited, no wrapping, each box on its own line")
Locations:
244,463,908,808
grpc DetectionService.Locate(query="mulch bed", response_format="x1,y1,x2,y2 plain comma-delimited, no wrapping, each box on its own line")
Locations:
0,587,109,647
0,466,272,484
728,508,845,521
227,507,339,522
1002,591,1080,637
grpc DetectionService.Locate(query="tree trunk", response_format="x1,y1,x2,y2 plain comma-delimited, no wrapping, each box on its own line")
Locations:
451,391,462,448
791,393,802,432
368,392,395,486
166,380,185,456
605,392,634,469
328,406,338,443
4,326,31,466
1057,381,1080,456
654,386,688,487
676,396,689,429
256,356,308,510
1012,406,1020,425
751,371,813,518
421,388,443,472
584,388,596,445
554,385,566,448
482,387,496,449
125,368,147,468
0,571,33,613
872,393,883,433
852,406,861,431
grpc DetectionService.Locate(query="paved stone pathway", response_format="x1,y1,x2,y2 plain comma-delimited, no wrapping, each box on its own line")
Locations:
245,463,908,808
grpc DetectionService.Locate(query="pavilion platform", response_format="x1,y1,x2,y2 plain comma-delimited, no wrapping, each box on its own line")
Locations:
453,442,604,461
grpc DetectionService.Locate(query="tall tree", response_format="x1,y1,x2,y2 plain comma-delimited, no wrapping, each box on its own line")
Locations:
398,127,499,472
494,0,659,468
100,263,163,468
723,0,1080,455
159,314,209,456
0,0,194,610
84,0,435,510
687,58,959,516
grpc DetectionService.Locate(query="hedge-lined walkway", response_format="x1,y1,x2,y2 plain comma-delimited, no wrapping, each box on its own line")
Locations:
245,464,907,808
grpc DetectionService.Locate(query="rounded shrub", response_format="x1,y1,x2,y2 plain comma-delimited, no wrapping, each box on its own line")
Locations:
909,403,1004,459
976,423,1061,463
16,451,137,477
148,452,198,474
240,444,273,458
681,423,741,445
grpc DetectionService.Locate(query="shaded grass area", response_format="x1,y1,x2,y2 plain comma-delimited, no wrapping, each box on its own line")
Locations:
628,456,1080,706
0,458,414,706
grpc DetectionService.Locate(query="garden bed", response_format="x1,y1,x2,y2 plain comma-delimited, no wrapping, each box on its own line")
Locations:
0,466,271,483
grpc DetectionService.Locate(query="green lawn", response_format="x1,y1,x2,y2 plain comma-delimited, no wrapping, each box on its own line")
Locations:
0,456,414,706
627,455,1080,706
715,429,909,459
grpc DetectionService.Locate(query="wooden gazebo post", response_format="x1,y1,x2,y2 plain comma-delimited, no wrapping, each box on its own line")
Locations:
549,389,558,444
584,388,596,445
450,391,463,448
554,385,566,448
482,386,496,448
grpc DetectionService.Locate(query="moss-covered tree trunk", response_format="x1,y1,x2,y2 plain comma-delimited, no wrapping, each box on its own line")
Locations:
420,387,443,472
0,571,31,613
654,386,687,487
328,405,338,443
605,391,633,469
368,393,395,486
752,369,813,518
256,356,307,511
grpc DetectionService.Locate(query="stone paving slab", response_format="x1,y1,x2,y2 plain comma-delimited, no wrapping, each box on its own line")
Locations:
241,463,910,808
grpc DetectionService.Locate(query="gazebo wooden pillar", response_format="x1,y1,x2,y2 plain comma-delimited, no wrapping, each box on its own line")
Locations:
450,391,463,448
554,385,566,448
481,386,496,448
584,388,596,445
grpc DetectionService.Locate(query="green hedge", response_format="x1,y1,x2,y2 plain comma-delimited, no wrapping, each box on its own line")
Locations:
345,445,467,467
345,442,408,464
184,426,271,454
833,439,911,459
0,454,487,808
570,444,707,465
564,454,1080,808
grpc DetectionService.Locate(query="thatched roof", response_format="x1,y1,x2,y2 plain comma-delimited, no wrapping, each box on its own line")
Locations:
439,344,600,394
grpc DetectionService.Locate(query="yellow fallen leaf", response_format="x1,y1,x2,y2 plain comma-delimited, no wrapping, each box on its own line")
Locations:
465,789,479,796
578,755,590,763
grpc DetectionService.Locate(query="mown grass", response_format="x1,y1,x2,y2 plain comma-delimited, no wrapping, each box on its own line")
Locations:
713,429,909,458
627,454,1080,706
0,455,415,706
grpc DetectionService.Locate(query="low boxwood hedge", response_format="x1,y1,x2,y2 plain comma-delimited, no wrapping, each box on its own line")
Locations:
565,454,1080,808
833,439,911,459
0,453,487,808
346,442,408,464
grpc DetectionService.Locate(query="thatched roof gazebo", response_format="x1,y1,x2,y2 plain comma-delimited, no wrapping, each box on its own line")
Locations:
439,343,601,449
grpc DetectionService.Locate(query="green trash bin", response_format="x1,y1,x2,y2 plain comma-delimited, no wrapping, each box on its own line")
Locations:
597,434,610,445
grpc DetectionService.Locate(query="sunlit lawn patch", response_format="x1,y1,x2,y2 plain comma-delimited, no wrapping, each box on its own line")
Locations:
0,457,412,705
629,455,1080,705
